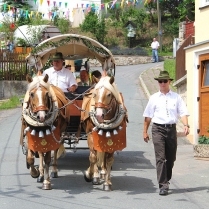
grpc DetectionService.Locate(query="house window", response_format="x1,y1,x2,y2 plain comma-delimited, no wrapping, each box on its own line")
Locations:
200,0,209,7
203,62,209,86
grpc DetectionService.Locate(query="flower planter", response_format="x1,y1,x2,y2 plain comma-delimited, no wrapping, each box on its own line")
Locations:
15,47,32,54
193,144,209,158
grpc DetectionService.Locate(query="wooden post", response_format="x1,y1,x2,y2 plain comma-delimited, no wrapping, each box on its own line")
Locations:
157,0,162,53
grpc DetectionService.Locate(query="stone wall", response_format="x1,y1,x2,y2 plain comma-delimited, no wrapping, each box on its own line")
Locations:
3,80,27,98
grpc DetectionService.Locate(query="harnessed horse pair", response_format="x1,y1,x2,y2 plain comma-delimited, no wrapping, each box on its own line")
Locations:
20,73,127,190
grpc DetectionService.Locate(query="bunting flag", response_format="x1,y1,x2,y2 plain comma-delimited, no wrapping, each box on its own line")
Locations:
116,2,120,8
0,0,153,23
121,0,125,7
25,10,28,18
110,0,117,9
3,3,7,11
105,3,108,13
66,10,69,18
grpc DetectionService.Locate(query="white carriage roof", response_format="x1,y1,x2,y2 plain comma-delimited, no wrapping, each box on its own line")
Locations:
27,34,115,65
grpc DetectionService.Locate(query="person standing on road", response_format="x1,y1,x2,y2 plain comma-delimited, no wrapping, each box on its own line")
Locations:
151,37,160,63
142,70,190,196
43,52,77,92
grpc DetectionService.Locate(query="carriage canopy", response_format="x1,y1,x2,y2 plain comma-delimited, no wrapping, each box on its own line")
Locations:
26,34,115,67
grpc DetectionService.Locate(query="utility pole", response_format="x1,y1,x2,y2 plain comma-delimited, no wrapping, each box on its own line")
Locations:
157,0,162,52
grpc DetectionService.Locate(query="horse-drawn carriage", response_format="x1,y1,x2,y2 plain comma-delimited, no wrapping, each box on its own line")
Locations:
20,34,128,191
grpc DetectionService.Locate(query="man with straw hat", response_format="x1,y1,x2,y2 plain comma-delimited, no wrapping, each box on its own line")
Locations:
43,52,77,92
143,70,190,196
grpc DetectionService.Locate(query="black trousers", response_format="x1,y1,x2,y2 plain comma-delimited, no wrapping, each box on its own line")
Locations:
151,123,177,189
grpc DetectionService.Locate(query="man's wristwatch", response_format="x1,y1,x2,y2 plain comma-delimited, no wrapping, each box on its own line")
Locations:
184,124,190,128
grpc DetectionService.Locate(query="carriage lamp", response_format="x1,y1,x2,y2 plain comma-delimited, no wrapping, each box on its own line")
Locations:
46,129,51,135
106,131,111,138
51,125,56,131
113,129,118,135
98,129,103,136
24,126,30,134
39,130,44,138
31,129,36,136
118,126,123,130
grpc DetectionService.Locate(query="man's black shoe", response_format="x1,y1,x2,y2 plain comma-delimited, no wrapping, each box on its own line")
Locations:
159,189,168,196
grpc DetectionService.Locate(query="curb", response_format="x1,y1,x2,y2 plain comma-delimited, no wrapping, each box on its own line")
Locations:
139,70,151,98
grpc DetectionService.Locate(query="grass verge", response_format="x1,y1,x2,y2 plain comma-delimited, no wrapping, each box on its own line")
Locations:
164,59,176,82
0,96,22,110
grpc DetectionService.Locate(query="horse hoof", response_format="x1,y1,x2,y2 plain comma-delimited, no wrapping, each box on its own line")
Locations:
84,174,92,182
92,177,100,185
50,172,58,178
37,176,44,183
30,167,40,178
42,183,52,190
103,184,112,191
26,161,30,169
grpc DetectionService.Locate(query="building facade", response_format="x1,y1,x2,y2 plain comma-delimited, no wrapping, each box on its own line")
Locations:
185,0,209,144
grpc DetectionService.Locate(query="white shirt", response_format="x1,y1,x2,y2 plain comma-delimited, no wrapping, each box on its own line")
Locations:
43,67,77,92
151,41,159,49
143,90,189,124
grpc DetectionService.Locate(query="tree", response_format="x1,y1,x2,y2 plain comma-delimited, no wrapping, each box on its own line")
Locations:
53,16,71,34
2,0,31,11
144,0,195,21
80,11,107,45
177,0,195,21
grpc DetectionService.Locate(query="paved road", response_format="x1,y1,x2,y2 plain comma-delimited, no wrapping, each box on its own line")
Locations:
0,63,209,209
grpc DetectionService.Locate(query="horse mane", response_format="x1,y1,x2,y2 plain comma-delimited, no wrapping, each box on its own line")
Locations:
27,75,50,91
94,76,122,104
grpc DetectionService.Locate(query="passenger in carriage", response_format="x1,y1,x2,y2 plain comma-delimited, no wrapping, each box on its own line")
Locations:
91,70,102,84
65,64,71,71
77,66,90,86
43,52,77,92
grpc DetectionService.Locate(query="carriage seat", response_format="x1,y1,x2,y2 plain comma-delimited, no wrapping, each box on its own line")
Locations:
64,86,91,100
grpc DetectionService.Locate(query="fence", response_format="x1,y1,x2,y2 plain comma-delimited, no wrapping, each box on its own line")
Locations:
176,35,193,81
0,51,29,81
